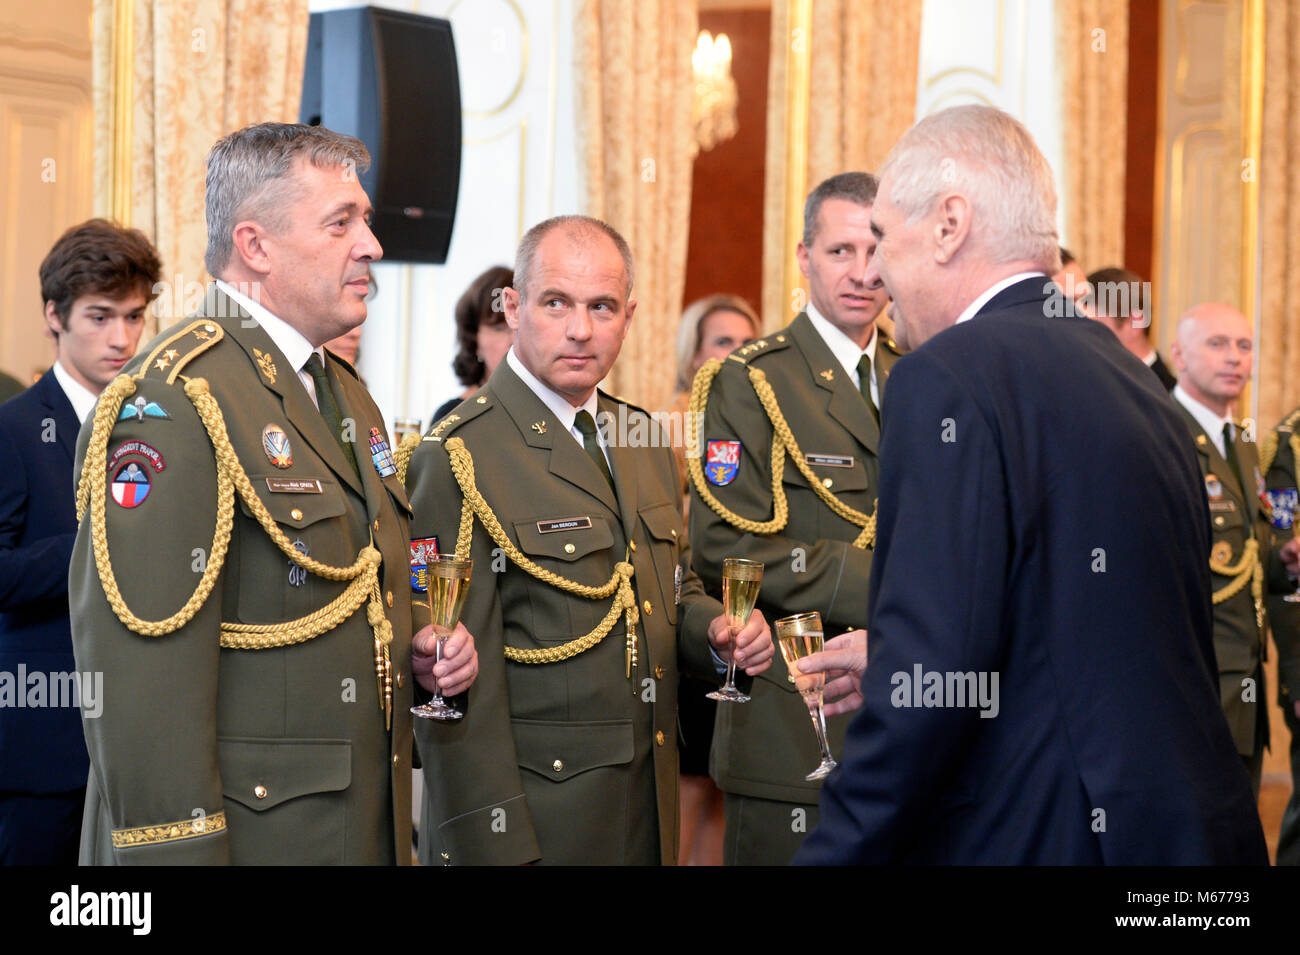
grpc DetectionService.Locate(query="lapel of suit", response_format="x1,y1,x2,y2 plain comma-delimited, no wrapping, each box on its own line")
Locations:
491,362,621,519
206,288,364,498
39,369,79,462
1180,405,1247,514
598,392,639,541
329,355,393,523
788,312,879,453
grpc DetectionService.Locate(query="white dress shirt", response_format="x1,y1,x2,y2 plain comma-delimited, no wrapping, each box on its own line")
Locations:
954,272,1050,326
506,348,612,468
1173,384,1234,459
51,360,99,424
806,302,879,407
217,279,326,408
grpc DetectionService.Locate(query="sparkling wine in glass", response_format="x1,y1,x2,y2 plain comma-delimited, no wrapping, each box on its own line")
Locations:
707,558,764,703
411,554,472,721
775,611,837,780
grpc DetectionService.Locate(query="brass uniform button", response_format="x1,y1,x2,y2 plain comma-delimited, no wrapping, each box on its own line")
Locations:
822,478,834,489
396,671,404,688
552,759,564,773
386,590,394,607
564,543,576,554
373,519,380,535
654,665,664,679
1214,515,1225,528
392,753,400,767
776,335,786,342
643,600,652,615
204,323,216,333
254,785,267,800
290,508,303,521
670,529,677,538
655,731,665,746
476,396,487,404
629,540,637,552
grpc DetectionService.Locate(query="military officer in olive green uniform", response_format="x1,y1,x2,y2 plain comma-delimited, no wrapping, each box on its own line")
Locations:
404,215,773,866
68,123,477,864
688,173,892,865
1170,302,1300,795
1262,406,1300,863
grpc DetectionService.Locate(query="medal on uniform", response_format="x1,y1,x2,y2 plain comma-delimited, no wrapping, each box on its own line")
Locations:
288,538,309,587
705,439,741,486
409,537,439,592
369,427,397,477
262,424,293,468
118,396,170,421
1205,474,1223,500
674,563,682,606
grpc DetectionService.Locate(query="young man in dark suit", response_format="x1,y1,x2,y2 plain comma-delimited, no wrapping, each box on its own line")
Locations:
0,219,159,864
793,104,1271,864
1088,266,1176,390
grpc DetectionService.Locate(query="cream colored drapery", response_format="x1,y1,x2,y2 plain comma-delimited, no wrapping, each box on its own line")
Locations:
760,0,922,332
93,0,309,330
1257,1,1298,429
577,0,698,413
1055,0,1129,272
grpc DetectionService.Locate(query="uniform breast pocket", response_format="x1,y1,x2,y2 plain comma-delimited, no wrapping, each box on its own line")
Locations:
235,477,351,625
639,501,683,626
512,515,616,639
783,455,871,537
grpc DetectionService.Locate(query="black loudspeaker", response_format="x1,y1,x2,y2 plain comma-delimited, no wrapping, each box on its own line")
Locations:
301,6,462,264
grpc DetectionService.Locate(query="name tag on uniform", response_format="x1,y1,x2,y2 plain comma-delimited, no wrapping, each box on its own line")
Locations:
266,478,323,494
537,516,593,534
805,453,854,468
1208,500,1237,513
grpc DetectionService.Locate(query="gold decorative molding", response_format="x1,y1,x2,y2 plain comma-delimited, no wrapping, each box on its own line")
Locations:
924,0,1004,89
448,0,529,118
109,0,133,226
1174,0,1228,106
464,118,528,241
1166,119,1224,324
781,0,812,318
1238,0,1263,418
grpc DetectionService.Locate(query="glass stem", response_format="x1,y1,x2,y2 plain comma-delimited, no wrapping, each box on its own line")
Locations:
431,633,445,704
810,704,833,763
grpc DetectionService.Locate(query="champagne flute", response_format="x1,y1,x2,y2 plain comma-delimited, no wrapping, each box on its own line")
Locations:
707,558,764,703
411,554,472,721
775,611,837,780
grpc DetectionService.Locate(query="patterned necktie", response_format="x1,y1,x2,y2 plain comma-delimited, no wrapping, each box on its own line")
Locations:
857,353,880,427
305,353,358,474
574,410,616,492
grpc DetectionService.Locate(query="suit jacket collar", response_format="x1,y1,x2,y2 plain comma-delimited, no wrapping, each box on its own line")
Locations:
975,275,1056,318
789,312,881,452
34,367,79,460
200,286,364,498
488,359,621,518
1177,403,1250,506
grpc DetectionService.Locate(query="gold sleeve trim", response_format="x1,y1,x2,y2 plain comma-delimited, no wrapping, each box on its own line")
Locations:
112,809,227,848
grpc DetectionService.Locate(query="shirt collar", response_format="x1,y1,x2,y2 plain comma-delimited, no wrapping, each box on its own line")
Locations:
806,301,876,381
1173,384,1234,453
216,279,319,376
506,347,600,435
51,360,99,423
954,272,1048,325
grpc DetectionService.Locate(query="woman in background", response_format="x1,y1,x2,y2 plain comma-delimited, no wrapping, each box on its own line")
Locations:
667,293,760,865
431,265,514,423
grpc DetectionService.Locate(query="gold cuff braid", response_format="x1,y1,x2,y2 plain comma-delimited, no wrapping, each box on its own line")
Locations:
76,374,395,728
685,358,875,549
112,810,227,848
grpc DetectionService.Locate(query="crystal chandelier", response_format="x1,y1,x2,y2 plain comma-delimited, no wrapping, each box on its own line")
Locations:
691,30,738,156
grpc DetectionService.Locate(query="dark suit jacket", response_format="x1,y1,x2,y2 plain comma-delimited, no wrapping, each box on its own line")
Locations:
796,277,1266,865
0,370,90,793
1150,351,1177,391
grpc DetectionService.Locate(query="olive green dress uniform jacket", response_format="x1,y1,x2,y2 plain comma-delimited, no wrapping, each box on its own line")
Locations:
689,313,899,805
1178,406,1291,755
69,288,414,864
405,360,723,866
1264,410,1300,707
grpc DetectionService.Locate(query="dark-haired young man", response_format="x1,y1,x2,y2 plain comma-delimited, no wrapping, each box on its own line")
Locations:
0,218,160,864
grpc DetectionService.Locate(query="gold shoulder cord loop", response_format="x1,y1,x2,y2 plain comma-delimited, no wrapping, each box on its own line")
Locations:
1210,538,1264,630
77,374,395,728
395,431,421,485
685,358,876,549
443,436,640,669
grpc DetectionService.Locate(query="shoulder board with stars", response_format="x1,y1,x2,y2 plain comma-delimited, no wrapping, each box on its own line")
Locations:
135,320,225,385
423,393,493,443
727,333,790,365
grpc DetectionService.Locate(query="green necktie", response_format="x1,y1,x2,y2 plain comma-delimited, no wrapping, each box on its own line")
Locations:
1224,422,1247,500
305,353,358,474
574,409,616,492
857,353,880,427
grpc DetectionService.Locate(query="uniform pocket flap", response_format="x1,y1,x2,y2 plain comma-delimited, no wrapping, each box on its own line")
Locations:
639,501,683,542
511,719,634,781
513,516,613,561
382,472,414,517
783,456,870,493
218,737,352,811
238,475,348,529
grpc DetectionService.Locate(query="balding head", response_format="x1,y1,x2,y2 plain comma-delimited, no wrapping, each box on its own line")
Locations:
1171,302,1252,417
